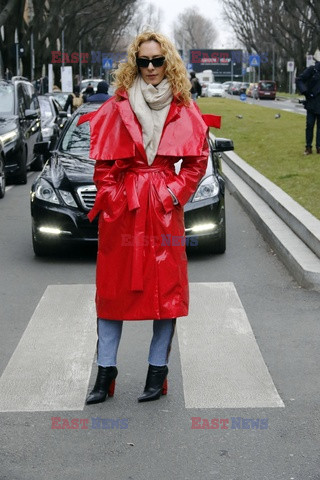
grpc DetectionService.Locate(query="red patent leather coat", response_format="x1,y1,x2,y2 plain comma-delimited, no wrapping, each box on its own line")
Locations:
78,90,219,320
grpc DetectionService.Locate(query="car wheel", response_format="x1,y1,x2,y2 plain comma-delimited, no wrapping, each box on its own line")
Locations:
31,154,45,172
15,148,27,184
0,157,6,198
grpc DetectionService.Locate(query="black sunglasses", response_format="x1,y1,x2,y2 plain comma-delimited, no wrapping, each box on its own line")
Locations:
136,57,166,68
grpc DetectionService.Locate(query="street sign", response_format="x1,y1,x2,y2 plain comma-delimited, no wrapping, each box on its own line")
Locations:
249,55,260,67
287,60,295,72
306,54,315,67
240,93,247,101
102,58,113,69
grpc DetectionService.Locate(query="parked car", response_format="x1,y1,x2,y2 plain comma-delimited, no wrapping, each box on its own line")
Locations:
30,103,233,256
0,140,5,198
256,80,277,100
227,82,242,95
39,95,68,150
80,78,104,94
246,83,258,98
221,81,233,92
239,82,250,94
0,76,42,183
206,83,226,98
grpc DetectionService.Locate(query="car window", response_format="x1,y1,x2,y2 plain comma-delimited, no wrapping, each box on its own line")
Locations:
17,84,26,117
39,97,53,118
0,83,14,114
22,83,32,109
60,114,90,156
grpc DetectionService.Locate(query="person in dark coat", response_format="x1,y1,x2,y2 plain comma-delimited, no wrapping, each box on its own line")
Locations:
296,48,320,155
85,81,111,102
83,84,94,101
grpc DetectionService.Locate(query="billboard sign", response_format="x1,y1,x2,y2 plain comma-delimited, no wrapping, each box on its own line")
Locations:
189,49,243,78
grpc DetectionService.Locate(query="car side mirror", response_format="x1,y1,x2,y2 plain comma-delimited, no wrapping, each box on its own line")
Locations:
212,138,234,152
58,111,68,118
34,141,50,155
25,109,38,120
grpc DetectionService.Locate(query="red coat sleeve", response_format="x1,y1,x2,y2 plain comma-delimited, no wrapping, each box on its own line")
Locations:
87,160,117,221
165,136,209,206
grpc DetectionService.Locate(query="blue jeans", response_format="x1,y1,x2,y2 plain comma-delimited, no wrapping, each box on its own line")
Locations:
97,318,176,367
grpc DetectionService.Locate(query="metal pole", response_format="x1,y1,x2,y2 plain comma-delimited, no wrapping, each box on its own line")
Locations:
79,37,82,85
30,29,34,82
62,28,65,68
15,29,19,76
272,43,275,82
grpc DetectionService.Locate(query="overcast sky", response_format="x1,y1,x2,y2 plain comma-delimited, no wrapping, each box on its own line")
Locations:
156,0,237,48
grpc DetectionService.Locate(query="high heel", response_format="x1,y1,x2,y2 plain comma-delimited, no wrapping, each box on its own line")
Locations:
138,364,168,402
86,366,118,405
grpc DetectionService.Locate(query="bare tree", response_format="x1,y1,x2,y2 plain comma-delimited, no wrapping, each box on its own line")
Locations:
117,0,164,50
222,0,320,85
173,7,218,52
0,0,139,79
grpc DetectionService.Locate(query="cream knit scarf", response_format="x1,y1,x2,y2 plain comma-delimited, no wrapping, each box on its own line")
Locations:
128,76,173,165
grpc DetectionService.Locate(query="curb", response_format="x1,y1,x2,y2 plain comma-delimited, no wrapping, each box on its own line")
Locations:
213,139,320,291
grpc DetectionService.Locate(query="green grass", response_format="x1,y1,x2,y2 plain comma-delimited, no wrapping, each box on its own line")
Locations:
198,97,320,219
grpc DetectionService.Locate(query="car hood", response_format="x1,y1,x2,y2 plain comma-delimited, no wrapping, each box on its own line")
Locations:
43,152,94,188
0,115,19,135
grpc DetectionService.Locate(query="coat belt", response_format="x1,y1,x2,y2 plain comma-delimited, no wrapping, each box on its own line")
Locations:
89,161,176,292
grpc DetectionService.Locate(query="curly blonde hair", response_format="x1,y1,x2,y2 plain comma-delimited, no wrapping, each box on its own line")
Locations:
114,31,191,105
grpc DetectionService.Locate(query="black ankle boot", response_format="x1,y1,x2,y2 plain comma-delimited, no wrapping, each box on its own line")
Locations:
86,366,118,405
138,364,168,402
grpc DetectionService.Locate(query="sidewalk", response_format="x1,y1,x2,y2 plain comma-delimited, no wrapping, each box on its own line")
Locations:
213,136,320,292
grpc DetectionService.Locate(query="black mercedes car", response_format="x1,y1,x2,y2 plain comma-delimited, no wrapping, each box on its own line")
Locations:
0,76,42,183
30,103,233,256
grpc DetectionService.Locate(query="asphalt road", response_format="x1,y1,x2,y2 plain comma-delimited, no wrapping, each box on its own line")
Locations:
1,172,319,480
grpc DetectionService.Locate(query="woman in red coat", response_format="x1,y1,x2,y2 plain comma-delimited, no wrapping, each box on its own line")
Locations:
79,31,210,405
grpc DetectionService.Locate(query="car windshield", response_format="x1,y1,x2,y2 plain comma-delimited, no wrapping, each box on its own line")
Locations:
0,84,14,114
39,97,52,118
209,83,223,89
52,93,69,109
60,113,90,156
260,82,275,90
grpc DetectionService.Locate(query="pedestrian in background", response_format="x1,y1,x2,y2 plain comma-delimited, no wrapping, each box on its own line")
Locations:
296,48,320,155
63,85,84,113
78,31,212,405
190,71,202,100
85,81,111,103
83,83,94,101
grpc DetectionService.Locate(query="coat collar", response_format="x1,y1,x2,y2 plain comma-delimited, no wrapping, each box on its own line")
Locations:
115,88,182,161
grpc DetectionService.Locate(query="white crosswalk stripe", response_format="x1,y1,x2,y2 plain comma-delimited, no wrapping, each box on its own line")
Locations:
0,284,97,412
177,283,284,408
0,282,284,412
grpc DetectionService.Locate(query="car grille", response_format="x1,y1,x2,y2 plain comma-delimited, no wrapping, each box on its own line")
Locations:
77,185,97,211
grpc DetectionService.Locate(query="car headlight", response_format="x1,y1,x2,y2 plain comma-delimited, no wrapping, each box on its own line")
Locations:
193,175,220,202
34,178,60,204
59,190,77,208
0,129,19,145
